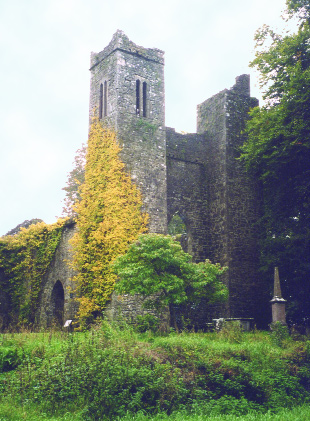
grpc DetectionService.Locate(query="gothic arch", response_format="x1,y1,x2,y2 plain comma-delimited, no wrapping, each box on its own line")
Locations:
168,213,192,255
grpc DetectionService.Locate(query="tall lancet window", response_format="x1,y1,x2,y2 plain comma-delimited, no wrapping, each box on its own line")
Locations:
142,82,147,117
136,79,140,116
104,81,107,117
99,81,108,119
99,83,103,119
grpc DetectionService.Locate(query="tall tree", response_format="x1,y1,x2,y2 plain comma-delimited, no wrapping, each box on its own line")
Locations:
71,118,148,327
241,0,310,325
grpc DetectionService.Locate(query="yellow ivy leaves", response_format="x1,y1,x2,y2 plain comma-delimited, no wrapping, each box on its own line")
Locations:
0,219,68,325
71,119,148,325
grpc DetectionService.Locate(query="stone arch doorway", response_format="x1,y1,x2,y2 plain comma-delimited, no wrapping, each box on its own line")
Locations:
51,280,64,327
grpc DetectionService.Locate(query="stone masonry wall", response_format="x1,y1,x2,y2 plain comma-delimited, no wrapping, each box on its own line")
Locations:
36,221,78,328
88,31,168,321
105,292,170,329
166,128,209,262
225,77,265,324
197,75,263,322
197,89,229,267
89,30,167,235
197,89,231,317
88,34,263,326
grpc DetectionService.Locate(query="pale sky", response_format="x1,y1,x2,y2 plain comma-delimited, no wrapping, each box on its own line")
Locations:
0,0,293,236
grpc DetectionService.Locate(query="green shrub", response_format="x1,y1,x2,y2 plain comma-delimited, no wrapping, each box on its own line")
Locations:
0,346,22,372
270,322,290,348
2,324,310,419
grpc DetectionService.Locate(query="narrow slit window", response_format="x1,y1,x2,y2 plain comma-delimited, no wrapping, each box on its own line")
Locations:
136,79,140,116
99,83,103,119
104,81,107,117
142,82,147,117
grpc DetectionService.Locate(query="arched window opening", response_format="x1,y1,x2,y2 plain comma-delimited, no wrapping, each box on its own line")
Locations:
136,79,140,116
142,82,147,117
168,213,186,236
168,213,192,255
99,83,103,119
104,80,108,117
51,280,64,327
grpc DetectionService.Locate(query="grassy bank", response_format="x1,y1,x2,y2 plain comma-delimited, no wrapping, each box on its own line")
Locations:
1,402,310,420
1,322,310,419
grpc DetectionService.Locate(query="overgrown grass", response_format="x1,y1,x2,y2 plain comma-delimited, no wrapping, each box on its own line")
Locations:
1,322,310,420
119,404,310,420
1,402,310,420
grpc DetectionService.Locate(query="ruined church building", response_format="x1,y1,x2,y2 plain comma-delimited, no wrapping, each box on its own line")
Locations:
37,30,265,328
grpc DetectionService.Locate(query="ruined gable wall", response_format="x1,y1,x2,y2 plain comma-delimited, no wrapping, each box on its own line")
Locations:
197,89,229,267
225,83,266,324
166,128,209,262
36,221,78,328
196,75,264,322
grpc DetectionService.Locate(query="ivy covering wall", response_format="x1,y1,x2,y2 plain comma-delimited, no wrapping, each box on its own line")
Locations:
0,219,68,328
71,118,148,327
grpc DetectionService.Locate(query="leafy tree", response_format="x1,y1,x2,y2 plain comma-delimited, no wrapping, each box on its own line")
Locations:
62,144,86,217
241,0,310,324
71,118,148,327
112,234,228,327
286,0,310,21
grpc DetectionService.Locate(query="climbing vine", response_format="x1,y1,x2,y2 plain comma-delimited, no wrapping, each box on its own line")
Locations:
71,118,148,327
135,118,158,136
0,219,68,327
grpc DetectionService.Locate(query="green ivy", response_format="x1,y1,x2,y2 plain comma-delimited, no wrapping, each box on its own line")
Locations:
0,219,68,328
135,118,159,135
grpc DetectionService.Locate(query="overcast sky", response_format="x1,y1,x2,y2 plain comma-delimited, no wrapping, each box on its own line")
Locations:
0,0,294,236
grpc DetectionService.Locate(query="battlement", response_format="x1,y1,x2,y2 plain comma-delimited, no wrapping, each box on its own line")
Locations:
90,30,164,70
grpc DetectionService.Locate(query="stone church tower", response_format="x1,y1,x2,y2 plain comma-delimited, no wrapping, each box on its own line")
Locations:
89,30,167,234
29,30,264,329
88,30,264,326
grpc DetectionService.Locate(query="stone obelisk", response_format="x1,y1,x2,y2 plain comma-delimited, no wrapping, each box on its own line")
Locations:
270,267,287,325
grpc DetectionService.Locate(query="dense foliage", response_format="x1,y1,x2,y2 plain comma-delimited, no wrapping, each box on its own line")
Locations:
113,234,228,327
0,219,68,327
71,118,148,327
241,0,310,324
1,324,310,420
